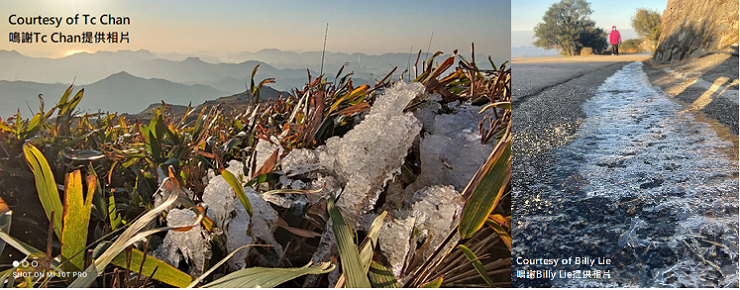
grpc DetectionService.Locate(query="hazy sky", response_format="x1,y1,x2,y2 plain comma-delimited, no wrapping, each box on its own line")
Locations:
2,0,510,60
512,0,667,47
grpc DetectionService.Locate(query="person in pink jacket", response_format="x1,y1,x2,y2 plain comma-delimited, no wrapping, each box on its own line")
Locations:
609,26,622,56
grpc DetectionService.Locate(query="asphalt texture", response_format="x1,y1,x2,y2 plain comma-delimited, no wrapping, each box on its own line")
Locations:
511,59,634,287
511,55,739,287
512,58,638,210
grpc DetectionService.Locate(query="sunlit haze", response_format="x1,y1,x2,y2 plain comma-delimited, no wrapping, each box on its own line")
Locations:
3,0,511,61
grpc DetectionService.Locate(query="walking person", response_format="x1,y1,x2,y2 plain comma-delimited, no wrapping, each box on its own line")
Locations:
609,26,621,56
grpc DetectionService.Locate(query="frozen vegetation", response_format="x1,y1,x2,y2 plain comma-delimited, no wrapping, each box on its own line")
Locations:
155,81,493,278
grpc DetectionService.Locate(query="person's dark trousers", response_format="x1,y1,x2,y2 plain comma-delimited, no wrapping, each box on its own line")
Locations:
612,44,619,55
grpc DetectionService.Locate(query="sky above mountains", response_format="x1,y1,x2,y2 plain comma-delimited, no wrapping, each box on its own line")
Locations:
2,0,510,60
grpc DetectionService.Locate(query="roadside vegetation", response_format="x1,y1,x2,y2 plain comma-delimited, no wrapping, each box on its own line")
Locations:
533,1,663,56
533,0,608,56
619,8,662,54
630,7,662,52
0,45,511,287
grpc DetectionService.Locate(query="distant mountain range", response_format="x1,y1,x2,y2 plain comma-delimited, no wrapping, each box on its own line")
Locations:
225,48,503,76
0,49,314,91
0,48,506,118
0,72,231,117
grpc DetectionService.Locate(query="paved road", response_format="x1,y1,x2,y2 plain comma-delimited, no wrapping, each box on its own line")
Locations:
511,55,650,204
512,54,650,104
511,55,739,287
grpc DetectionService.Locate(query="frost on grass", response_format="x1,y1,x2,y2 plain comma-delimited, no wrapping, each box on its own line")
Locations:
317,81,423,225
253,137,284,172
154,209,211,277
407,104,493,195
378,215,416,279
303,220,340,287
281,148,321,177
226,187,284,270
378,185,465,279
201,160,242,228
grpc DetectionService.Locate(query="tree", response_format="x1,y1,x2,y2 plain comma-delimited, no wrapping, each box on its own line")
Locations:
533,0,602,56
630,8,662,42
580,26,608,54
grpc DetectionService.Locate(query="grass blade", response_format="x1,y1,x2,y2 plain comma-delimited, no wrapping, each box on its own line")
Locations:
254,149,279,177
458,126,511,239
360,211,386,272
221,169,253,218
457,245,495,287
0,199,11,257
22,143,63,240
110,248,192,288
61,170,94,271
188,244,269,288
327,197,371,288
368,261,399,288
420,275,444,288
202,262,335,288
68,185,185,288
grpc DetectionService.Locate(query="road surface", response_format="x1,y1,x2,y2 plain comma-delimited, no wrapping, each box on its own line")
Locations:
511,55,739,287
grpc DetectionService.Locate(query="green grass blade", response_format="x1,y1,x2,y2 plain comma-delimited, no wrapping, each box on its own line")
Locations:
457,245,495,287
202,262,335,288
245,172,280,187
0,231,64,274
368,261,399,288
420,275,444,288
0,230,45,257
108,195,123,230
458,127,511,239
22,143,63,239
221,169,253,218
110,248,192,288
61,170,93,271
0,209,11,257
69,192,181,288
486,219,511,251
188,244,267,288
0,267,16,288
360,211,386,272
327,197,371,288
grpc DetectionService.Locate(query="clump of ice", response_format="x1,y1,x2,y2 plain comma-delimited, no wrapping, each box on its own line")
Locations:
407,104,494,194
226,187,284,270
317,81,424,224
618,217,649,249
201,160,243,228
154,209,211,277
281,148,321,177
378,216,416,278
253,137,284,172
412,96,442,132
378,185,465,279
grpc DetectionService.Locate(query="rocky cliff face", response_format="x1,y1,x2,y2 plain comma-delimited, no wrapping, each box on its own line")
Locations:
653,0,738,61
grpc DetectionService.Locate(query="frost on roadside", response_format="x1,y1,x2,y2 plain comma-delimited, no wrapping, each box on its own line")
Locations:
317,81,424,225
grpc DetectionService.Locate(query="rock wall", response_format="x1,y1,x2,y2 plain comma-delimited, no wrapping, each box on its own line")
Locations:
653,0,739,61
